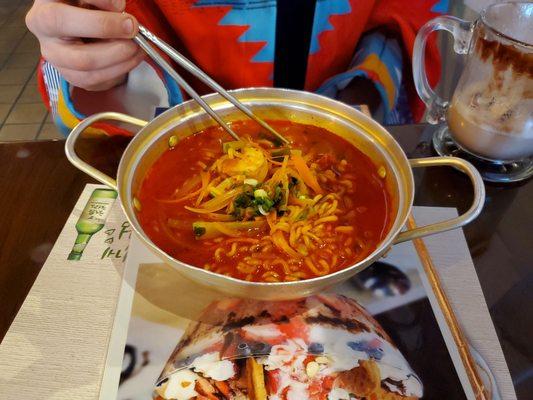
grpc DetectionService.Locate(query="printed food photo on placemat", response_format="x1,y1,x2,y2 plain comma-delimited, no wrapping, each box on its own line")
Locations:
111,229,475,400
153,294,424,400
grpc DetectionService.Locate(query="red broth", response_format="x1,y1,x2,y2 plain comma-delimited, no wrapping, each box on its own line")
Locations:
137,120,392,282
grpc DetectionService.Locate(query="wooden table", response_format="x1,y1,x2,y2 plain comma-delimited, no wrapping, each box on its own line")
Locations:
0,124,531,398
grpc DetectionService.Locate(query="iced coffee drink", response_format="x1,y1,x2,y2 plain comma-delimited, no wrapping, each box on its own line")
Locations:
448,80,532,161
413,2,533,170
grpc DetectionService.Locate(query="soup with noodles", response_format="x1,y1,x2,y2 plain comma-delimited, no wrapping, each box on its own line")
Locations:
136,120,392,282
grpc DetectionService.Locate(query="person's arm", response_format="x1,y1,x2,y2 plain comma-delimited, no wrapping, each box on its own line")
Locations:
317,0,444,124
362,0,444,121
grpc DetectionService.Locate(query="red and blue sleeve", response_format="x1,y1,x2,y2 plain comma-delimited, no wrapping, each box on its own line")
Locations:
316,31,405,124
364,0,447,121
315,0,447,123
37,59,184,137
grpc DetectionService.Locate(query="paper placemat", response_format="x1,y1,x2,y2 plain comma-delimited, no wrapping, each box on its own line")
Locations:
104,232,478,400
0,184,516,399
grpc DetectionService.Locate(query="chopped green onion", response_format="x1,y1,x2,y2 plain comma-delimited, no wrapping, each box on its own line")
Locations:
244,178,258,186
296,208,309,221
254,189,268,199
234,193,253,208
222,141,245,154
270,147,291,160
193,225,206,237
258,205,269,216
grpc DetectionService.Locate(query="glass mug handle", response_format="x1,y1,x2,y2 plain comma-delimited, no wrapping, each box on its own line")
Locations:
413,16,473,124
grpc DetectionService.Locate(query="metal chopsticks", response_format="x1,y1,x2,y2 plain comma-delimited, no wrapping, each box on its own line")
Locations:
133,32,239,141
134,25,289,145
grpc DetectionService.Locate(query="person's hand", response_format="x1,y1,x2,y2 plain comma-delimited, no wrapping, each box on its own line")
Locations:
26,0,144,91
338,77,381,114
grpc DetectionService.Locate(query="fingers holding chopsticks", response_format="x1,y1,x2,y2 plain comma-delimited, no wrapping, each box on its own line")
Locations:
26,0,143,91
27,1,137,39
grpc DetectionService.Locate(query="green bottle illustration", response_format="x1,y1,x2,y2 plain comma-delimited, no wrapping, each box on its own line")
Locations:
68,189,118,260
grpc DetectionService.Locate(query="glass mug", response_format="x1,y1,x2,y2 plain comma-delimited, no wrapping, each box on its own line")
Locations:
413,2,532,171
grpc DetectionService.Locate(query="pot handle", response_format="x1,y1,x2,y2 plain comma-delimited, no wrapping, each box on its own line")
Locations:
394,156,485,244
65,112,148,190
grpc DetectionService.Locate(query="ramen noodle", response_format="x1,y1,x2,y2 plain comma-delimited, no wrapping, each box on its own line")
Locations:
137,120,392,282
153,294,422,400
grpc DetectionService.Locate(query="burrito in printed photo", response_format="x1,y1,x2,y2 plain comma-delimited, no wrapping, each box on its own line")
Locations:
154,294,423,400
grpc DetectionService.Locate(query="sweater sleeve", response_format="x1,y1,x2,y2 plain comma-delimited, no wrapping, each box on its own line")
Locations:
316,0,446,123
37,58,185,136
365,0,446,121
315,31,406,124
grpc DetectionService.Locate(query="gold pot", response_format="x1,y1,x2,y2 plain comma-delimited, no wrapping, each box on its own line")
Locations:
65,88,485,300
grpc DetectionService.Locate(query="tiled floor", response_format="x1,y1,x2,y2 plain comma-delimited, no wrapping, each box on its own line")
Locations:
0,0,63,142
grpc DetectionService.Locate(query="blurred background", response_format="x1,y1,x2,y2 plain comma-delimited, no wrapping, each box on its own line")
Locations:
0,0,510,142
0,0,60,141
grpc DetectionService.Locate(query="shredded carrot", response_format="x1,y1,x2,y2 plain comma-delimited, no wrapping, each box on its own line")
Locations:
186,188,240,213
195,171,212,206
290,153,323,194
172,174,202,198
156,187,203,204
162,137,373,282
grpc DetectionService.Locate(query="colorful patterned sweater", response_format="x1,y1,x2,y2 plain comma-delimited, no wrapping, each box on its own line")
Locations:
38,0,446,136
